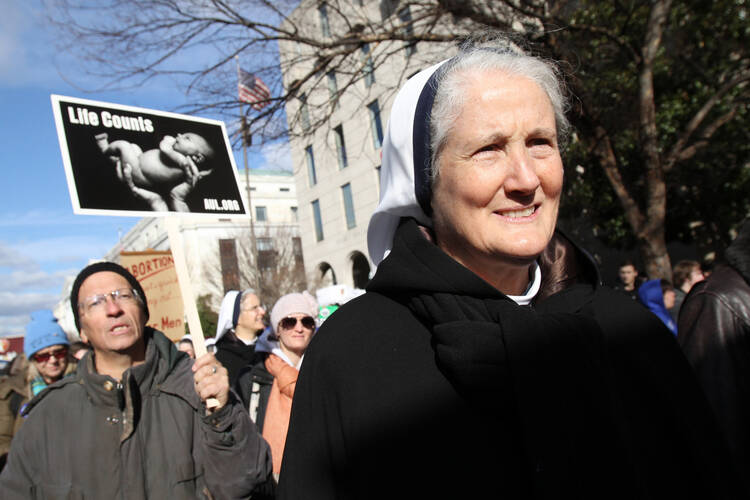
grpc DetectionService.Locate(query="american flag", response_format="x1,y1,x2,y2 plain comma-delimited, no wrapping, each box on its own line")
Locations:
238,68,270,110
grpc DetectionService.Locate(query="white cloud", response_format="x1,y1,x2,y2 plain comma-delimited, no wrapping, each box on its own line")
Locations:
0,2,59,88
0,291,59,317
0,314,33,338
0,3,28,85
0,242,38,271
0,269,77,293
11,235,115,267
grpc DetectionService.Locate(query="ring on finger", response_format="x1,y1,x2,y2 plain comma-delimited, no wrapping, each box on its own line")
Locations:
211,365,217,374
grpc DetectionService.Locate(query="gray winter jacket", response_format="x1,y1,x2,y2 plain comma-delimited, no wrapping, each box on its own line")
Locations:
0,328,272,499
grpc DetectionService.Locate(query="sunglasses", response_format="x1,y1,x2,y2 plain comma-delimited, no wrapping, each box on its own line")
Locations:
32,347,68,364
279,316,316,330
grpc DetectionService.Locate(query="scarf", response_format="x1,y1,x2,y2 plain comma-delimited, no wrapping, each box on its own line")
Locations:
262,353,299,475
407,289,631,496
30,376,47,397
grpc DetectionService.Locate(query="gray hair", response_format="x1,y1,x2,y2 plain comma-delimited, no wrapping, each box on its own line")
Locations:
429,36,570,181
239,288,258,307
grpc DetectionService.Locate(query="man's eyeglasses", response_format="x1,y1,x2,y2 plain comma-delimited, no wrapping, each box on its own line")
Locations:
279,316,316,330
32,347,68,364
79,288,139,315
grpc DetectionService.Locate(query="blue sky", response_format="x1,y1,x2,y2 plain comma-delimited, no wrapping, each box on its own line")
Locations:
0,1,291,337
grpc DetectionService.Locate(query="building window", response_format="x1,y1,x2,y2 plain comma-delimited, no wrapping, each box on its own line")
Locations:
341,183,356,229
305,145,317,186
279,187,290,192
291,206,298,222
398,6,416,56
257,237,275,270
334,125,348,169
318,3,331,38
257,237,273,252
312,199,324,242
255,206,267,222
327,71,338,106
361,43,375,87
367,100,384,149
299,93,310,131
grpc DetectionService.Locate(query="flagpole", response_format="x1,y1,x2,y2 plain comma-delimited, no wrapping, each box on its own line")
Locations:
236,56,260,293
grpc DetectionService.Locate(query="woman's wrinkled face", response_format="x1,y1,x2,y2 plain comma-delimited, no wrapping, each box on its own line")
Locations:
431,70,563,275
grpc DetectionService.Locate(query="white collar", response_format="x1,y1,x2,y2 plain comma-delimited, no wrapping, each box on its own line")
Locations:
507,262,541,306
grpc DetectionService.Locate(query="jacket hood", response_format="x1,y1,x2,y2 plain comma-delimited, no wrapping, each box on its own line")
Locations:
637,280,665,310
637,280,677,334
368,218,601,304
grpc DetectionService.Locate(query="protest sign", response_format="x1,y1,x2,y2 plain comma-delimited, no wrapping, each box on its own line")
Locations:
120,250,185,342
51,94,247,218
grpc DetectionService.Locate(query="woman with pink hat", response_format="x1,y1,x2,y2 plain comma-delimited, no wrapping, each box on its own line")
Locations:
236,291,318,483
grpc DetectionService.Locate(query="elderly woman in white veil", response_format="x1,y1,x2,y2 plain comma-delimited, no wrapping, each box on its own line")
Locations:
214,288,267,385
277,35,742,500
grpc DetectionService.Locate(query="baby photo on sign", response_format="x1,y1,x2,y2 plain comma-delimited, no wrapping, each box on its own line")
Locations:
51,95,247,217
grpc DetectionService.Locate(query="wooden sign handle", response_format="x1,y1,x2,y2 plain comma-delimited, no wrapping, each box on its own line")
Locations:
165,217,219,410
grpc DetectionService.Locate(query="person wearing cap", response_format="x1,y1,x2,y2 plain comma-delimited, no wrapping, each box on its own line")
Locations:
278,34,742,499
215,289,267,386
0,261,272,499
0,310,73,470
177,334,196,359
235,292,318,481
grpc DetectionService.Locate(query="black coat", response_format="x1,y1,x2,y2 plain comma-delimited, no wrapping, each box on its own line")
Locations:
215,334,263,387
235,356,274,432
278,219,741,499
678,261,750,484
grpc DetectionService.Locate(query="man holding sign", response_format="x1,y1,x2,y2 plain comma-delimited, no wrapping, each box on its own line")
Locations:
0,262,273,499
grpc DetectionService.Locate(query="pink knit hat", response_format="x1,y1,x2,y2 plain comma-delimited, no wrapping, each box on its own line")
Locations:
270,291,319,334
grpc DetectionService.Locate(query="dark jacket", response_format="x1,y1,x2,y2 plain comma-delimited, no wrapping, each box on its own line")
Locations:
0,328,273,500
235,355,274,432
0,371,27,469
216,334,263,387
678,258,750,483
278,219,741,499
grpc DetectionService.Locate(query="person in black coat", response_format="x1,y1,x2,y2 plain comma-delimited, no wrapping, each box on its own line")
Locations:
214,289,267,386
678,217,750,487
277,34,743,499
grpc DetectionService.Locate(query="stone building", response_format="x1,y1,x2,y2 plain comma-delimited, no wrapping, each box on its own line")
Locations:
278,0,456,289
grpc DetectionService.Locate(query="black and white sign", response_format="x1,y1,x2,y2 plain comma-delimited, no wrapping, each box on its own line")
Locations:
51,94,248,217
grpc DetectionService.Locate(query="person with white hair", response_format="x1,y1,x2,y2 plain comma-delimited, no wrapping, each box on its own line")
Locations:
214,288,267,385
277,34,742,499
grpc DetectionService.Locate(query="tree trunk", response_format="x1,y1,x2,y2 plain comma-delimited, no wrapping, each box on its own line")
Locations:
638,231,672,281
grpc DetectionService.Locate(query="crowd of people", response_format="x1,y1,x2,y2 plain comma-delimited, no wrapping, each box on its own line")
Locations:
0,33,748,498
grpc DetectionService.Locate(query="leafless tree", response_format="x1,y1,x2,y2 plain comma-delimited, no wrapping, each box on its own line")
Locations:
201,224,308,312
45,0,750,278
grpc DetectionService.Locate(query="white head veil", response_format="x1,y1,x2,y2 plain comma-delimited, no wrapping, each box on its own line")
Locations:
215,290,240,342
366,59,451,266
